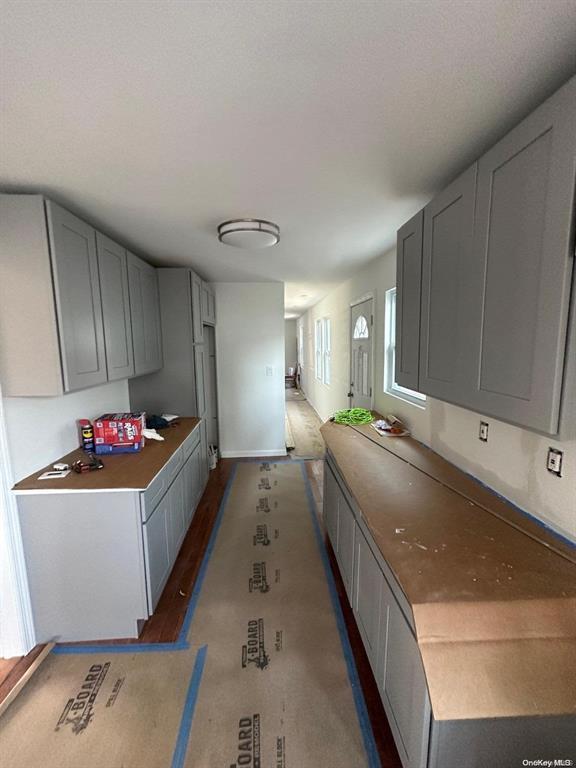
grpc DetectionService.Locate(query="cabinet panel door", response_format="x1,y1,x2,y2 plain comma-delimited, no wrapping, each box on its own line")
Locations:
45,201,107,391
199,418,209,490
336,492,355,601
143,495,171,611
396,210,424,391
469,77,576,433
323,463,339,550
127,253,163,376
96,233,134,380
382,596,430,768
167,472,186,561
201,282,210,324
194,345,207,417
419,165,477,405
353,529,383,675
190,272,204,344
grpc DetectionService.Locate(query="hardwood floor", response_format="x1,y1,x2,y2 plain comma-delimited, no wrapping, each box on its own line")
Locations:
0,456,401,767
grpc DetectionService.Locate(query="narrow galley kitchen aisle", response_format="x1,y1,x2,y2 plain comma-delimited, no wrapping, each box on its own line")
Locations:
285,388,325,458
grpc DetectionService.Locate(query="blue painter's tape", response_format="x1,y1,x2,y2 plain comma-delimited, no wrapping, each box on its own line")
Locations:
171,644,208,768
52,640,190,655
299,461,381,768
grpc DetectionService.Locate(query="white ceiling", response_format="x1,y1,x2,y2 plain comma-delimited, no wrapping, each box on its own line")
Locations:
1,1,575,316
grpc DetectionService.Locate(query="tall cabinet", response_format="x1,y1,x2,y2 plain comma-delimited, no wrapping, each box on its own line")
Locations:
129,268,217,492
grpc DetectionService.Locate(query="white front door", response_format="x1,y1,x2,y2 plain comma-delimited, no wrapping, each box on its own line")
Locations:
349,298,373,410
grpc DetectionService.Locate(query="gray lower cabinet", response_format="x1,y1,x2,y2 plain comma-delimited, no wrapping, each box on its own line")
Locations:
46,200,108,392
418,164,477,405
395,209,424,392
96,232,135,380
353,528,383,676
324,462,355,600
17,425,206,641
127,252,163,376
323,463,339,548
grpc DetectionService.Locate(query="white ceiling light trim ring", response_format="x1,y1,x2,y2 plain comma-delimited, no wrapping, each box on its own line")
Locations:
218,218,280,248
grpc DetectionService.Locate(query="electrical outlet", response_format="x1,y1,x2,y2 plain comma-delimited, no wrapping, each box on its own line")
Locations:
547,447,563,477
479,421,489,442
265,366,273,377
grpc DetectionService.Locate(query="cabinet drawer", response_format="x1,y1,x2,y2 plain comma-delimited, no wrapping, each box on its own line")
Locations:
182,425,201,461
142,446,184,521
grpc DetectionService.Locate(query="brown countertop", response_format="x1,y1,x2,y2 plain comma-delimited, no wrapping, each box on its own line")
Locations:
13,417,201,492
321,419,576,719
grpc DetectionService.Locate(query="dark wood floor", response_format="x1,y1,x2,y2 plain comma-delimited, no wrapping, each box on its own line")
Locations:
0,457,401,767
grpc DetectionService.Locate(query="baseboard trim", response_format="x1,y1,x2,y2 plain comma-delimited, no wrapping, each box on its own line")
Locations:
220,449,288,458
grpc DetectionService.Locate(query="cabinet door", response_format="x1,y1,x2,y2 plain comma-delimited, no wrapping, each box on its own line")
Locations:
96,233,134,380
201,282,210,324
396,210,423,391
353,529,383,675
209,290,216,325
199,418,209,490
419,164,477,405
127,253,163,376
468,76,576,434
142,494,171,611
194,345,207,417
45,201,107,391
323,463,339,550
381,595,430,768
167,471,186,562
190,271,204,344
335,492,355,601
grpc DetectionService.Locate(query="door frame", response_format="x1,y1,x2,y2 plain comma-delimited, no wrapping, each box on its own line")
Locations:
349,292,376,410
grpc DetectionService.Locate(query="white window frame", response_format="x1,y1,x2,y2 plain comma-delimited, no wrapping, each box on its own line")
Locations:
384,287,426,408
322,318,331,385
315,319,323,381
315,317,331,385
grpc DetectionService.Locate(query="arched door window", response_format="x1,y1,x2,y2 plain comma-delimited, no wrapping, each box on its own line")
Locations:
353,315,369,339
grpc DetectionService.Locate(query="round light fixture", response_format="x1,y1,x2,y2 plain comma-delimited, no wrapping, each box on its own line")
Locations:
218,218,280,248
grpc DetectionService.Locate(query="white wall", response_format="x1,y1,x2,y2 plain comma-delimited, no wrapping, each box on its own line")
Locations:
299,249,576,542
215,283,285,458
284,319,297,373
3,380,130,481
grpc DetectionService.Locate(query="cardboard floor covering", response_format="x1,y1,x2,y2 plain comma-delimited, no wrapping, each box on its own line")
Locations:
0,461,376,768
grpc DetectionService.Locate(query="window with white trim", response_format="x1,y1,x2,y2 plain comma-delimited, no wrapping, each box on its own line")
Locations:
384,288,426,406
314,318,331,385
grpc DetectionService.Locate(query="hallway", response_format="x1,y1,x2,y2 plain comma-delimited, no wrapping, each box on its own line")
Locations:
285,388,325,458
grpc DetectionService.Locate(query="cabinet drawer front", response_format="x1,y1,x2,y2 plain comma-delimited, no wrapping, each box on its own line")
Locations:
142,446,184,520
182,425,201,461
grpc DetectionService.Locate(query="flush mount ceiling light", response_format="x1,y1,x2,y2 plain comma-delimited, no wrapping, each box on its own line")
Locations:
217,218,280,248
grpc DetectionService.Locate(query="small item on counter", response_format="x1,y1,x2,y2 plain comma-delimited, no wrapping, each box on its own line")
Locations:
53,463,70,471
78,419,95,452
72,454,104,473
38,469,71,480
142,428,165,441
331,408,374,425
161,414,179,423
93,412,145,453
145,414,170,430
371,415,410,437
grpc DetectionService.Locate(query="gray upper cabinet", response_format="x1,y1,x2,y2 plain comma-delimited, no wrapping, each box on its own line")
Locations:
127,252,163,376
96,232,135,380
190,271,204,344
468,77,576,434
201,281,216,325
396,210,424,391
396,75,575,434
46,201,108,392
419,164,477,405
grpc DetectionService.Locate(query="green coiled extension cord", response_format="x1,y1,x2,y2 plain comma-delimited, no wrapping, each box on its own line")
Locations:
332,408,373,425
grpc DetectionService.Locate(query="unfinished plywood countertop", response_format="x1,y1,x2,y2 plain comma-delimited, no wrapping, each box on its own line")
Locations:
320,419,576,721
13,417,201,493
